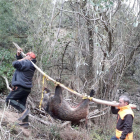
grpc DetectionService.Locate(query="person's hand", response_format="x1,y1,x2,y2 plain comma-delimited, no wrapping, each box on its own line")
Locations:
111,101,119,108
18,56,30,61
17,48,23,56
25,55,31,60
112,101,118,106
112,101,117,104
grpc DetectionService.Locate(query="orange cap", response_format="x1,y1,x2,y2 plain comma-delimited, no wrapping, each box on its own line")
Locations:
26,52,36,59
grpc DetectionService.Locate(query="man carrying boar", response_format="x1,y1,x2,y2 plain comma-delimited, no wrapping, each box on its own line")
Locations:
110,95,134,140
6,48,36,127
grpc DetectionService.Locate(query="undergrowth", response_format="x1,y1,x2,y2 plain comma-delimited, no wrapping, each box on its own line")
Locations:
0,101,140,140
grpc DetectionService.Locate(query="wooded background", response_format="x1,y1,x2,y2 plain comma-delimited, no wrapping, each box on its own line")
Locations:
0,0,140,139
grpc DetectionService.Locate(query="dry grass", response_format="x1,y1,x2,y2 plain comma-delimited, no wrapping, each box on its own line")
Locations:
0,101,140,140
60,127,91,140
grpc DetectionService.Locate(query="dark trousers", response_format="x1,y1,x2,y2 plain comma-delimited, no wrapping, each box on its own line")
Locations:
6,86,31,113
110,136,119,140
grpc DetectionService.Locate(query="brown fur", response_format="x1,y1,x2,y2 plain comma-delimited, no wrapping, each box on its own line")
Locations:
42,85,94,124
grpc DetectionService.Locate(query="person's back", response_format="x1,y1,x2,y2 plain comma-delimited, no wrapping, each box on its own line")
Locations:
12,53,36,88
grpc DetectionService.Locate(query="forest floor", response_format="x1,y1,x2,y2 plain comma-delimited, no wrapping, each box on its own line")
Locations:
0,109,32,139
0,77,140,140
0,104,140,140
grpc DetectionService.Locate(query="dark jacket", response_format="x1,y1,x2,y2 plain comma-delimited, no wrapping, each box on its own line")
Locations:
11,54,36,88
111,105,134,140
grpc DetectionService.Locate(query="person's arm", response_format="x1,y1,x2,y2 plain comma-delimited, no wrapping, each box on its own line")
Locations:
16,48,23,60
12,59,30,71
120,114,133,140
16,54,23,60
111,106,119,114
13,48,31,70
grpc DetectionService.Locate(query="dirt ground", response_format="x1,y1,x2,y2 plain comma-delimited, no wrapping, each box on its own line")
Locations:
0,109,31,139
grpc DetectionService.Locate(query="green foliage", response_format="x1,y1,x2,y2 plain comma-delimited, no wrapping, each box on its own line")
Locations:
0,48,15,91
89,0,114,11
49,126,62,140
0,0,28,47
72,125,79,130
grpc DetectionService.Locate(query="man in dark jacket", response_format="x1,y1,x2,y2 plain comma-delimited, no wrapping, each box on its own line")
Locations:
110,95,134,140
6,48,36,126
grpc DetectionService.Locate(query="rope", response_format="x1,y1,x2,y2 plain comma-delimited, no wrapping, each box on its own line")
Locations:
39,75,45,109
82,95,93,101
54,81,60,86
39,75,56,109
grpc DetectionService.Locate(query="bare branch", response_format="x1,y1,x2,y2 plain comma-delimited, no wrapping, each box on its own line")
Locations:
2,76,12,91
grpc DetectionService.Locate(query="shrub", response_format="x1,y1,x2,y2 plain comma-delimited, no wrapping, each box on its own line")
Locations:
0,48,15,92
